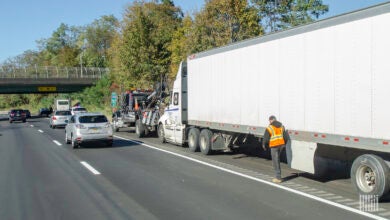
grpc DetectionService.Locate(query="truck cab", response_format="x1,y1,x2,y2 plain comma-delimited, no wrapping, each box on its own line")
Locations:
158,61,187,145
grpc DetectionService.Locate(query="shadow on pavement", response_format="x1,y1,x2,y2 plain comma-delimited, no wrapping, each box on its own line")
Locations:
79,139,142,149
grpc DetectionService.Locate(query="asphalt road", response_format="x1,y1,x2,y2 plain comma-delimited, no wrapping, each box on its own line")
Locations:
0,116,387,220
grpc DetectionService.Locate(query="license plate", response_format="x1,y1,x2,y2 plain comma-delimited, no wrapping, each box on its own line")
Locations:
89,127,100,133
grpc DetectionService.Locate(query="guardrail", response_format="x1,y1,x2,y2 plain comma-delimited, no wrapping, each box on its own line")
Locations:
0,66,109,79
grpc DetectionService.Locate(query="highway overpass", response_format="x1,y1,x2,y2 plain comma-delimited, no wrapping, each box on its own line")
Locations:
0,66,109,94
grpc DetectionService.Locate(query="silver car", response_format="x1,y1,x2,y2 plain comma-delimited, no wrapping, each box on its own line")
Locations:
65,113,113,148
50,110,72,128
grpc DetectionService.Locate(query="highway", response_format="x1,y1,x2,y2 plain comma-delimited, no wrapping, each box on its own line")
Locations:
0,116,389,220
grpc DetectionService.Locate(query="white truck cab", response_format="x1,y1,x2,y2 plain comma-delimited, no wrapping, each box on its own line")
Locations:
158,62,187,145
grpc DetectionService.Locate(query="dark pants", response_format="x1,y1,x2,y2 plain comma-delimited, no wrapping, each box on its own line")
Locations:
271,145,285,179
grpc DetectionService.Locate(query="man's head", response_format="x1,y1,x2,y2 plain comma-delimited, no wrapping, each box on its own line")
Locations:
269,115,276,124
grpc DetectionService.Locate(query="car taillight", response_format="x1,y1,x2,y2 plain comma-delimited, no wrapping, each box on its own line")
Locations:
75,124,86,129
104,123,111,128
52,116,57,120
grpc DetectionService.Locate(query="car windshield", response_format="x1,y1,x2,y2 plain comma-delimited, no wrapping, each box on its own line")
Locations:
74,108,86,111
79,115,107,123
55,111,71,116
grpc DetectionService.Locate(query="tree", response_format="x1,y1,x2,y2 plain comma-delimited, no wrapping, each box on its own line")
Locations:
37,23,81,66
112,1,182,89
83,15,119,67
190,0,262,53
251,0,329,33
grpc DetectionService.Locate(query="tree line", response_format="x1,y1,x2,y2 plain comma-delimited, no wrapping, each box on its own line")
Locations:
0,0,328,110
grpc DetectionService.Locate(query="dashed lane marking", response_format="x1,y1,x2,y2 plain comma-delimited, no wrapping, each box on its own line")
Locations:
80,161,101,175
38,129,43,133
53,140,62,146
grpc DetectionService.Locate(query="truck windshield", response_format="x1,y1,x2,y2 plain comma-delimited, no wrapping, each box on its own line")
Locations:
58,101,69,105
79,115,108,123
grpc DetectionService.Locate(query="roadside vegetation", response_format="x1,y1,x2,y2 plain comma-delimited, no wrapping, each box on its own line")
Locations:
0,0,328,113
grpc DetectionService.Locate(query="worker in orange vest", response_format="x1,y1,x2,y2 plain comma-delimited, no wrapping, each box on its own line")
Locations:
262,115,289,183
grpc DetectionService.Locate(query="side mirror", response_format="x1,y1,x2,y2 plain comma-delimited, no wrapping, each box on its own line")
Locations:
65,120,69,124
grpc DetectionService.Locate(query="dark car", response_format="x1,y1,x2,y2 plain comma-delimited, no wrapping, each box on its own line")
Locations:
39,108,51,117
9,109,26,123
24,109,31,118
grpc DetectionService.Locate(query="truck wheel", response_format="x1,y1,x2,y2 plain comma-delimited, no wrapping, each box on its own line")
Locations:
158,124,166,143
199,129,213,155
136,119,145,138
351,154,390,199
188,128,200,152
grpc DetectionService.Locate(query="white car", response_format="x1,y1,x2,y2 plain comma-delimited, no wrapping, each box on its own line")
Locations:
71,107,87,115
50,110,72,128
65,113,113,148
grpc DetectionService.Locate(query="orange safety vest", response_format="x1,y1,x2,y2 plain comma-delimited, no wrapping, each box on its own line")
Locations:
266,125,285,147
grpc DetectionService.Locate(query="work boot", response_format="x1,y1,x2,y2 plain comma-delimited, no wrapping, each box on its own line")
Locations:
272,178,283,183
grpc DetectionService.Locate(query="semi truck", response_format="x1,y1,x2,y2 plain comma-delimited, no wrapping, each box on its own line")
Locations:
157,3,390,199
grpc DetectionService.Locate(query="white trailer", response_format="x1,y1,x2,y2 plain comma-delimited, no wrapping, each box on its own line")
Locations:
55,99,71,111
158,3,390,198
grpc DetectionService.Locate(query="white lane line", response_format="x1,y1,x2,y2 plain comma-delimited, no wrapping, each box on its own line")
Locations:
80,161,101,175
38,129,43,133
114,135,386,220
53,140,62,146
30,125,34,127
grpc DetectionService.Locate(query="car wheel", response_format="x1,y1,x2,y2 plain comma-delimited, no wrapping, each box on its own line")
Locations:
71,135,78,149
52,125,56,129
65,133,71,144
106,141,113,147
23,119,26,123
9,120,12,124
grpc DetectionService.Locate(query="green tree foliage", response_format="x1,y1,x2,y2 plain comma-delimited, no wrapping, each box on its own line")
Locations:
251,0,329,32
82,15,119,67
37,23,81,66
191,0,263,52
112,0,182,89
168,14,194,79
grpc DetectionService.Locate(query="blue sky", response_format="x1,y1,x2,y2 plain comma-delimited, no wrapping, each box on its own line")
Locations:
0,0,388,63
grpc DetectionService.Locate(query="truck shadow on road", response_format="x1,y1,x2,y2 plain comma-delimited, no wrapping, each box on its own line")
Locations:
224,136,351,184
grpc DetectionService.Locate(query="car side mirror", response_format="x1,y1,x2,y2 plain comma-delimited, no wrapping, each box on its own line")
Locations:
65,120,69,124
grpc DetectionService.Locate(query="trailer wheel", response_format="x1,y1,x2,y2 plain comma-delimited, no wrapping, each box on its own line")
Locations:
158,124,166,143
199,129,213,155
351,154,390,199
188,128,200,152
136,119,145,138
